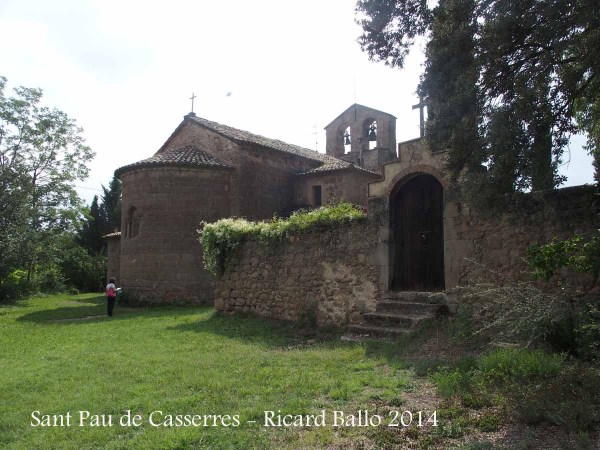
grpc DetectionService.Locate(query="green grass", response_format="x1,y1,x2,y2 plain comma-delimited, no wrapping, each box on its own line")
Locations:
0,294,412,449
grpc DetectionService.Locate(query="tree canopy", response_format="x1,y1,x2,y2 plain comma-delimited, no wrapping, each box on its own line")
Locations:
0,75,95,298
356,0,599,195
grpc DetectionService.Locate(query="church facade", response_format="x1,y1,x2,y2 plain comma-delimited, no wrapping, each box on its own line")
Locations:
106,104,400,304
106,103,597,316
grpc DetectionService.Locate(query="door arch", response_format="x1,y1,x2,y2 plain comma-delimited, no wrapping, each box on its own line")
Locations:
390,173,445,291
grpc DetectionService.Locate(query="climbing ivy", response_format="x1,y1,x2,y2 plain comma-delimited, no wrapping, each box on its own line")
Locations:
198,202,366,275
526,232,600,281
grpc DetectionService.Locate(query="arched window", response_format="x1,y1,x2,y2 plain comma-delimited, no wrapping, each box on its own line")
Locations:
125,206,140,239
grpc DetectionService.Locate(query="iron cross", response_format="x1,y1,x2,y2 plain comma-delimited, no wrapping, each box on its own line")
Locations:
190,92,197,113
412,96,427,138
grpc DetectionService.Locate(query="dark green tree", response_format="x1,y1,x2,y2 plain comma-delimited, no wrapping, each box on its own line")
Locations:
100,175,122,233
419,0,481,181
356,0,600,194
78,195,106,254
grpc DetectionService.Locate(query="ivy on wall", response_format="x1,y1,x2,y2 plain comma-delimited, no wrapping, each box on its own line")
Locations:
198,202,366,275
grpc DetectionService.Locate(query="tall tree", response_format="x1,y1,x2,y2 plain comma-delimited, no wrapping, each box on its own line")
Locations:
100,175,122,233
420,0,481,181
356,0,600,193
0,75,94,286
78,195,105,254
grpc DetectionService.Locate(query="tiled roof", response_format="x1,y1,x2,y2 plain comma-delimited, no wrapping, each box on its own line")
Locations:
187,114,347,167
115,145,233,176
103,231,121,238
298,162,381,177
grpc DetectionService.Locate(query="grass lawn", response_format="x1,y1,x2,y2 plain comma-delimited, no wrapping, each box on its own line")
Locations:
0,294,418,449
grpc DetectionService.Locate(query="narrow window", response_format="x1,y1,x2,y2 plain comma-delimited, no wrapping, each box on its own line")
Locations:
126,206,140,239
312,185,322,207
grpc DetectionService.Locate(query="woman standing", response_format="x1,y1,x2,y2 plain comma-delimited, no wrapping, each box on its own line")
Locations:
105,277,117,316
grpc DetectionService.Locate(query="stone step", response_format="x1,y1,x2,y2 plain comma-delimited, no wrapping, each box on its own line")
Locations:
362,312,430,328
376,301,448,315
346,324,410,340
382,291,448,304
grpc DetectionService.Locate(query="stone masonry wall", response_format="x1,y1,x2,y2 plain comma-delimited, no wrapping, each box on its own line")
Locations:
447,185,599,294
162,120,322,219
120,166,233,304
106,236,121,283
294,170,378,208
214,222,383,327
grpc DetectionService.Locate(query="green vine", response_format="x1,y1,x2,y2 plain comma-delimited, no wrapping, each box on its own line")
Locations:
198,202,366,275
526,231,600,281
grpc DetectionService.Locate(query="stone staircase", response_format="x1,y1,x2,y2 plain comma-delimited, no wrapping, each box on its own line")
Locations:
346,291,450,339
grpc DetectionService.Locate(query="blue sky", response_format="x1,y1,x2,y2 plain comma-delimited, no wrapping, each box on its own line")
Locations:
0,0,593,203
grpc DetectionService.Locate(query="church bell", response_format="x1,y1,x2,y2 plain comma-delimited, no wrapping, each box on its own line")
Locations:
368,123,377,141
344,131,351,145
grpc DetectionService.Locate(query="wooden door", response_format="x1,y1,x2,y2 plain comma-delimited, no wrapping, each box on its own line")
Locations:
392,174,444,291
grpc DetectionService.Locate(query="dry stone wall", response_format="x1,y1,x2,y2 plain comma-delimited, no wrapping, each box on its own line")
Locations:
214,222,383,327
215,185,598,328
447,185,599,295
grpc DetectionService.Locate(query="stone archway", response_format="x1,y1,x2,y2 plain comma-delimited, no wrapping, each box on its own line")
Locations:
389,173,445,291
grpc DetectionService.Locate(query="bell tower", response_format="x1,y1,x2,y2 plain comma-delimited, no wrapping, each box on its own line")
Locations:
324,104,397,173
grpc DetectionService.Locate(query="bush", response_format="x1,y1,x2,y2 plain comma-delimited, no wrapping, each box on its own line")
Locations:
35,266,66,293
432,369,472,399
477,348,564,382
0,269,34,302
513,364,600,431
575,303,600,360
457,262,570,346
527,232,600,281
199,202,366,274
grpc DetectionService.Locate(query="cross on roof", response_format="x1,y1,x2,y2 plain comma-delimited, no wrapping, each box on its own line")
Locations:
412,96,427,138
189,92,197,113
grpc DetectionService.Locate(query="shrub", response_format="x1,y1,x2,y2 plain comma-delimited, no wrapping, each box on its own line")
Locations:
432,369,472,399
474,413,501,432
198,202,366,274
575,304,600,360
526,232,600,281
0,269,33,302
457,262,570,346
477,348,564,382
513,364,600,431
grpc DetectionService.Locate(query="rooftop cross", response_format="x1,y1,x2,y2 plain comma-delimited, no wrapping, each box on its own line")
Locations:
189,92,197,113
412,96,427,138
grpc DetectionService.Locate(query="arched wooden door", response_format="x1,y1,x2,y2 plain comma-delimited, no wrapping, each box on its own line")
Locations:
391,174,445,291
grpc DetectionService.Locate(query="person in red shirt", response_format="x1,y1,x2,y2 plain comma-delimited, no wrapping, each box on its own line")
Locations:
105,277,117,316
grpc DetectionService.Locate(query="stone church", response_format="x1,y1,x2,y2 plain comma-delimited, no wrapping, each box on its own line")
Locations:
105,103,596,314
106,104,406,303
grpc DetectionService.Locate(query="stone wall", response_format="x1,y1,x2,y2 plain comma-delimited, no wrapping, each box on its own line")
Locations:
214,222,384,327
105,235,121,283
368,184,599,295
119,166,234,304
446,185,599,293
162,119,323,219
294,170,379,208
215,185,598,328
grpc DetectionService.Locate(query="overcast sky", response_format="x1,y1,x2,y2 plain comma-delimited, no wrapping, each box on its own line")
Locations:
0,0,593,204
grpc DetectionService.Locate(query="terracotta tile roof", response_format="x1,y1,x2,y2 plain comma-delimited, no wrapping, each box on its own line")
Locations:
103,231,121,238
187,114,347,167
298,162,381,177
115,145,233,176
